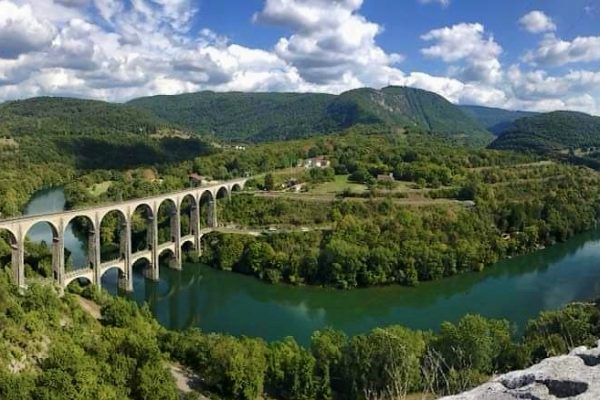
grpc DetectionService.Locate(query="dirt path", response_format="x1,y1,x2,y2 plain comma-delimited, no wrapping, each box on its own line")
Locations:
169,364,208,398
76,296,101,319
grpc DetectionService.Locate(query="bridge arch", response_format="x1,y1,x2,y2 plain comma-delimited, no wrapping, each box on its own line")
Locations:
158,247,176,268
179,194,197,238
131,203,154,253
157,198,178,245
22,219,60,241
216,186,229,200
0,228,18,283
181,236,195,248
100,264,126,279
231,182,243,193
64,274,93,289
23,219,61,281
130,254,151,267
99,209,128,263
63,214,96,271
199,190,215,228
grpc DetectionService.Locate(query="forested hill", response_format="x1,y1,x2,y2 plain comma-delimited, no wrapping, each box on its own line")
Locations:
0,97,176,136
460,105,536,135
128,86,494,144
489,111,600,153
129,91,338,142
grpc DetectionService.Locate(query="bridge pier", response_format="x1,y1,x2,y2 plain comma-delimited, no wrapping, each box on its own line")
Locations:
191,204,201,252
149,213,160,282
170,208,182,270
122,219,133,292
11,235,25,288
89,227,102,289
208,199,217,228
52,232,65,288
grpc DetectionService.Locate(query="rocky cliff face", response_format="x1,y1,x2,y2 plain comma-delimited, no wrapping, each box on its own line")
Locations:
441,341,600,400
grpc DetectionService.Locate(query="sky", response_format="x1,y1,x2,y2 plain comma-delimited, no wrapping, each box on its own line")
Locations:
0,0,599,115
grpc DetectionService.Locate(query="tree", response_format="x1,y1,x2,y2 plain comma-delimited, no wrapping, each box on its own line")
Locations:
267,337,317,400
264,173,275,191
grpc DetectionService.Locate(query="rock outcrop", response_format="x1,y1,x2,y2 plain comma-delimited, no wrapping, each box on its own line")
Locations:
441,341,600,399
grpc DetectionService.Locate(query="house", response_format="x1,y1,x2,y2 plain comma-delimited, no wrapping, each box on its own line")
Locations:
189,173,209,187
301,156,331,169
377,173,395,182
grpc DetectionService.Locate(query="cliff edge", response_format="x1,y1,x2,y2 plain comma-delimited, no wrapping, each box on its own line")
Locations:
441,341,600,400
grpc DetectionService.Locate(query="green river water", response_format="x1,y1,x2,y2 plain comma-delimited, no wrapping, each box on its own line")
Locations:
24,187,600,345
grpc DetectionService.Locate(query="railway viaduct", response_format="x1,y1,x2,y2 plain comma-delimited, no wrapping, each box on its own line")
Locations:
0,178,247,292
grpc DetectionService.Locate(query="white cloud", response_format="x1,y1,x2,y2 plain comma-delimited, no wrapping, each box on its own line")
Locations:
0,0,598,117
523,34,600,66
254,0,402,87
519,10,556,34
0,1,56,59
419,0,450,7
421,23,503,84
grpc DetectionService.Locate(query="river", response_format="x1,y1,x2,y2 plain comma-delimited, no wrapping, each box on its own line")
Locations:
23,187,600,345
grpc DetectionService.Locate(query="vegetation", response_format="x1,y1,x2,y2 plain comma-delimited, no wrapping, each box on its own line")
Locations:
0,97,175,137
490,111,600,153
128,86,493,144
0,96,216,216
1,268,599,400
460,105,536,135
3,93,600,399
191,133,600,289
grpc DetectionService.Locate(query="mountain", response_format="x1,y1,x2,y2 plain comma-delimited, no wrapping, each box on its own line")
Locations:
0,97,213,170
128,91,337,142
489,111,600,153
128,86,494,144
0,96,175,136
460,105,536,135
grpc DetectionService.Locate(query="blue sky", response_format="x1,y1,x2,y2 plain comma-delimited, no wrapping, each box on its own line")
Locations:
0,0,599,114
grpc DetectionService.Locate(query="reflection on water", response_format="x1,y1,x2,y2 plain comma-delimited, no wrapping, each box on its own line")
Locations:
25,187,600,345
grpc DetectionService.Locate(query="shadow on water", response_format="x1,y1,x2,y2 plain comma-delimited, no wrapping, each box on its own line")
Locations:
24,186,600,345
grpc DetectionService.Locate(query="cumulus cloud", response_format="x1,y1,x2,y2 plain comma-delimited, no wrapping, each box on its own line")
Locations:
519,10,556,34
0,0,598,116
254,0,402,87
523,34,600,66
0,1,56,59
421,23,503,84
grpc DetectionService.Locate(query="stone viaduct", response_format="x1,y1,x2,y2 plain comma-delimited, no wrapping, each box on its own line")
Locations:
0,178,247,292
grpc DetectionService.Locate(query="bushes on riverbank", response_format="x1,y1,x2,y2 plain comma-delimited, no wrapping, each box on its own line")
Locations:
210,162,600,289
161,302,600,399
2,267,600,400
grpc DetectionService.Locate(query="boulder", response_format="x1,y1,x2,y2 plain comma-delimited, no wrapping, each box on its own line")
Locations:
441,341,600,399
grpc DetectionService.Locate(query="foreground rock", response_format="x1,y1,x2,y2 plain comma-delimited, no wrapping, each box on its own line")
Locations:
442,341,600,399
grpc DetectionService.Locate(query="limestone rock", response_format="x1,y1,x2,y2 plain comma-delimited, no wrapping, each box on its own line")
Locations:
441,341,600,400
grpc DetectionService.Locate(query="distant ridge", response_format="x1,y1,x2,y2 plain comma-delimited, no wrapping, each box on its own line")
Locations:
489,111,600,153
0,96,176,136
459,105,536,135
128,86,493,144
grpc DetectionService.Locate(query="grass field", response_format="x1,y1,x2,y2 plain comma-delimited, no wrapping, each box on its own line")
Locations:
309,175,368,194
89,181,112,197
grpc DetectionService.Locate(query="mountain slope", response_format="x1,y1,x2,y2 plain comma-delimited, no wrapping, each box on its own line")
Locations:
128,86,493,144
127,91,337,142
460,105,536,135
0,97,213,170
0,96,175,136
489,111,600,152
